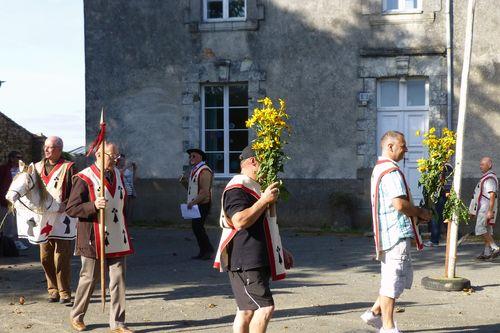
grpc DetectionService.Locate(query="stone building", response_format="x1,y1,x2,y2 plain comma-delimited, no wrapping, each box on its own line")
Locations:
84,0,499,228
0,112,45,164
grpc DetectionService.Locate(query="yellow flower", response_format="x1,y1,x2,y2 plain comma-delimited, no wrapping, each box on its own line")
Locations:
415,130,421,137
429,127,436,134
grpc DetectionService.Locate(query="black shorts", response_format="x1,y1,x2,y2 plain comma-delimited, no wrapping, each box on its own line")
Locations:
228,267,274,311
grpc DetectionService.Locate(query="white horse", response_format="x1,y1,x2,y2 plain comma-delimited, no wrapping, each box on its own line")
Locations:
6,161,76,244
6,160,59,213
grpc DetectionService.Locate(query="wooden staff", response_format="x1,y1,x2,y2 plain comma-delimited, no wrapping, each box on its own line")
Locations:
99,110,106,312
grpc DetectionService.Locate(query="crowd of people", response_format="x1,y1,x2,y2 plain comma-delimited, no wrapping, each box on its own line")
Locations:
0,130,497,333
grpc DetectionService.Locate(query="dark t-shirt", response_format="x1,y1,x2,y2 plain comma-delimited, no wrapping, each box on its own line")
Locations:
224,188,269,271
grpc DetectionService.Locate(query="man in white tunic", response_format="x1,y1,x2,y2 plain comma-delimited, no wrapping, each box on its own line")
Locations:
469,157,498,260
180,148,214,259
66,143,134,333
361,131,431,333
35,136,77,303
214,146,293,333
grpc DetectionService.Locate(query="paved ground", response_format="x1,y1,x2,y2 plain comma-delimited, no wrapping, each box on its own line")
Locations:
1,227,500,333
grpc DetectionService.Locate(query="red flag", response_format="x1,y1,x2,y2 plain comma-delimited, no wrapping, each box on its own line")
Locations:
86,110,106,157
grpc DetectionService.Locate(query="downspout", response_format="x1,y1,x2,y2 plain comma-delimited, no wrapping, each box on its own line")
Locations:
446,0,454,129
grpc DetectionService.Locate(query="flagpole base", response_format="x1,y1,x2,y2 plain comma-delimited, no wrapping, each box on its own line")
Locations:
421,276,470,291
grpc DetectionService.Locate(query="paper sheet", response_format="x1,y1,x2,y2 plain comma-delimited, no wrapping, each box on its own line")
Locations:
180,204,201,219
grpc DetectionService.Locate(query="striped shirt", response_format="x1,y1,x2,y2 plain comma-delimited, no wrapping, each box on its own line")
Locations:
377,166,415,251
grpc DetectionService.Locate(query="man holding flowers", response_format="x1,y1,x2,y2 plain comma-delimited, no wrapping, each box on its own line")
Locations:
214,97,293,333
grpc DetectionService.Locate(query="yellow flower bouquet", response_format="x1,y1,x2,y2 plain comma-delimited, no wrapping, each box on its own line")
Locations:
417,127,468,223
246,97,291,194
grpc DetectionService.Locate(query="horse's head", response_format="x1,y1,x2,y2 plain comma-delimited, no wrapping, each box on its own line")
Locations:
5,160,36,203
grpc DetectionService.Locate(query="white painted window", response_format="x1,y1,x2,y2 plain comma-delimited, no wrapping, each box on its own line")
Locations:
377,78,428,110
202,84,249,176
203,0,246,22
382,0,422,13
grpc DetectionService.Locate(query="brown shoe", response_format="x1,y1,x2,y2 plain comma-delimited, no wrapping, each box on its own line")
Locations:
71,319,86,331
48,293,60,303
60,297,71,304
110,327,135,333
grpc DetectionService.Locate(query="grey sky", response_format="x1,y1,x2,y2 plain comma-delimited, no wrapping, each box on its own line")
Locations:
0,0,85,151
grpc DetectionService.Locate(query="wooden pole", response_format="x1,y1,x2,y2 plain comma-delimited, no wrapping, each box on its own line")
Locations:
446,0,476,278
99,110,106,311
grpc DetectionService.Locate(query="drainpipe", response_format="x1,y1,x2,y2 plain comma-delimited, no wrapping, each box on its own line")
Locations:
446,0,454,129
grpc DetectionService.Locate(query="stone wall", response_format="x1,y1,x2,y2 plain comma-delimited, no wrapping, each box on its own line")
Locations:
0,112,45,164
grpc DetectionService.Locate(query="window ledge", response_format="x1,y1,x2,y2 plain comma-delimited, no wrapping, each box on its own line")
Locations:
197,20,259,32
382,10,423,15
369,12,434,26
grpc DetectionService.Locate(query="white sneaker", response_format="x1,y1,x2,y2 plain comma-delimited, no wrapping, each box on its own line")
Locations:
379,328,401,333
424,240,438,247
14,241,28,250
361,310,382,329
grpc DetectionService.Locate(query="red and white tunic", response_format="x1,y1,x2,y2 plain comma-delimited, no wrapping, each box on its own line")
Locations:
77,165,133,258
469,171,498,225
213,174,286,281
17,160,77,244
187,162,212,204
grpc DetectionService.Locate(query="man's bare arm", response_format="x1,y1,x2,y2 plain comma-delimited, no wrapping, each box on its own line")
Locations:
487,192,497,220
392,196,432,222
231,182,279,230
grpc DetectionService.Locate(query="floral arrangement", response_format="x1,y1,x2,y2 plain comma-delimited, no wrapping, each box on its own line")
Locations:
245,97,291,192
416,127,468,223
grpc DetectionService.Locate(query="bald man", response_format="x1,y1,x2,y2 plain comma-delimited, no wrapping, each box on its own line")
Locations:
469,157,499,260
362,131,431,333
35,136,76,303
66,142,134,333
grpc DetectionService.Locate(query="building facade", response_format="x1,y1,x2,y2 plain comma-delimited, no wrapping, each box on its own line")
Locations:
84,0,499,229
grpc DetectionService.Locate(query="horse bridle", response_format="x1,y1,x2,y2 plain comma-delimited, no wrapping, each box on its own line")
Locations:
10,172,54,214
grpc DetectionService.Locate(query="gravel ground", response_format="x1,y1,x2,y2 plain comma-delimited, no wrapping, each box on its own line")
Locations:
1,227,499,333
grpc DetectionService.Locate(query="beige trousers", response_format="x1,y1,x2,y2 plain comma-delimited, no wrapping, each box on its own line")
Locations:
39,239,72,298
71,256,127,329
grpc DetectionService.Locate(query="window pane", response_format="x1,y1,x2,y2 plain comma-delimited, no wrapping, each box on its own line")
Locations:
206,152,224,173
229,130,248,151
405,0,418,9
385,0,398,10
205,108,223,129
205,86,223,107
207,0,223,19
205,131,224,151
407,80,426,106
229,108,248,129
229,85,248,107
230,153,242,173
379,81,399,107
229,0,245,18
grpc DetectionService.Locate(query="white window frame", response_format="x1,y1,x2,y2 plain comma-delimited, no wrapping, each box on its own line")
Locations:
377,77,429,111
382,0,422,14
201,83,249,177
203,0,247,22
